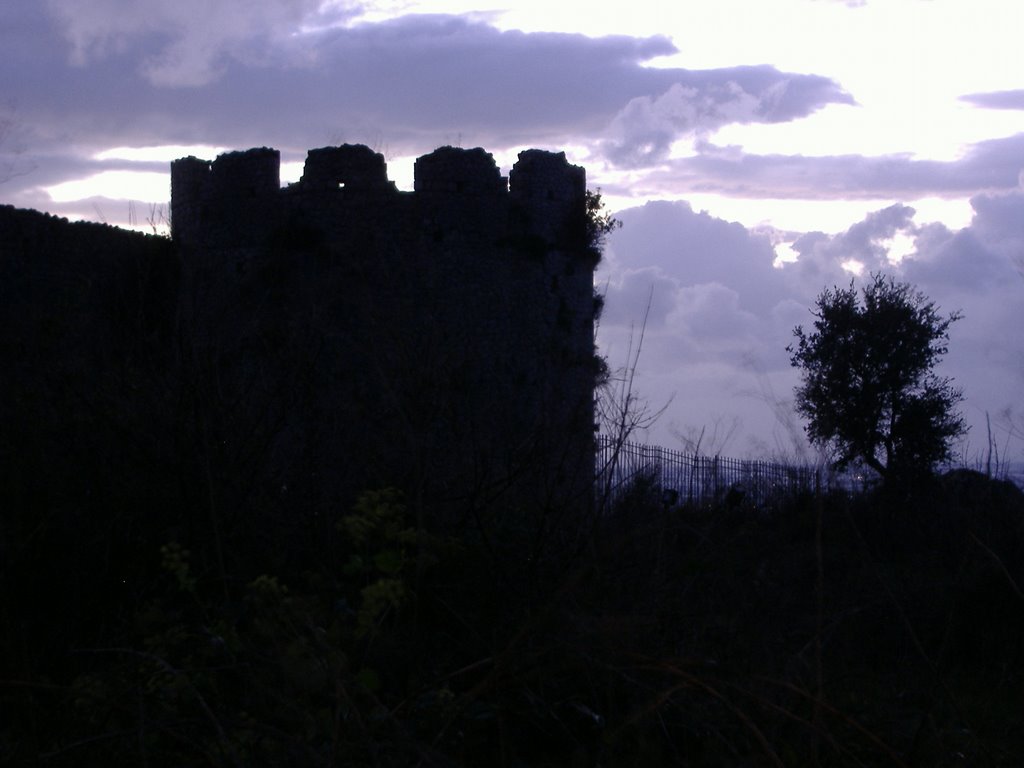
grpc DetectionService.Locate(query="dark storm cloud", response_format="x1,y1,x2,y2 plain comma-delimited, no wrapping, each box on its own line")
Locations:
2,0,850,187
264,16,679,147
641,133,1024,200
960,90,1024,111
43,0,337,86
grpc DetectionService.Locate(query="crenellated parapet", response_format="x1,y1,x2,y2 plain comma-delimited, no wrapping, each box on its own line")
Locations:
171,143,587,253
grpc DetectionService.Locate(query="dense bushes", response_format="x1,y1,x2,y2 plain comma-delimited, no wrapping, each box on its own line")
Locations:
3,464,1023,765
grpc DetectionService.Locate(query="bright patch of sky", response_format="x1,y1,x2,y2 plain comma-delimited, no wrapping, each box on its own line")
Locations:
47,170,169,203
882,231,916,264
714,102,1024,164
840,258,865,276
630,194,974,237
773,242,799,267
280,160,305,185
94,145,228,163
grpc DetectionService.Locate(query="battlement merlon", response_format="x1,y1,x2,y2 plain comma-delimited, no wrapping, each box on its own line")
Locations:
169,155,211,244
299,144,394,191
414,146,507,195
171,144,587,249
509,149,586,247
509,149,586,204
171,148,281,244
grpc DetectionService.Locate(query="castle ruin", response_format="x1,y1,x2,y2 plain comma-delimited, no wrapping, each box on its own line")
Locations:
2,144,601,552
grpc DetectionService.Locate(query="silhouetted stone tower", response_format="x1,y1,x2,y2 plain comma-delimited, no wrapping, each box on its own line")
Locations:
170,143,599,520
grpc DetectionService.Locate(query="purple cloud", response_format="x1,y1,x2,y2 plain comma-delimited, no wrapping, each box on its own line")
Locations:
960,90,1024,111
599,68,853,167
639,133,1024,200
44,0,337,86
788,204,916,284
2,2,851,194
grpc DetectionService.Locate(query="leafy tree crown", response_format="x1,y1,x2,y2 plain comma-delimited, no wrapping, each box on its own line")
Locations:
788,273,966,482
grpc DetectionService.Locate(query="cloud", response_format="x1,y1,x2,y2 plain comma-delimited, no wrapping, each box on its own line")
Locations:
896,194,1024,436
2,3,856,210
960,90,1024,111
603,200,787,316
788,203,916,284
599,266,681,330
634,132,1024,200
2,8,682,155
901,189,1024,292
969,189,1024,270
596,202,801,428
44,0,339,86
600,68,853,167
668,282,763,348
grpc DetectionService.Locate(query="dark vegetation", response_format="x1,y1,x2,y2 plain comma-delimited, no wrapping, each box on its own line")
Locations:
4,442,1024,766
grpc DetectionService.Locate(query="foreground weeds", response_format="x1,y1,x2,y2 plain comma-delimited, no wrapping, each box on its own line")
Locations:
3,476,1023,766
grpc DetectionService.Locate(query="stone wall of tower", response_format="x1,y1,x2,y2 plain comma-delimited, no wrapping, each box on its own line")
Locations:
169,143,598,517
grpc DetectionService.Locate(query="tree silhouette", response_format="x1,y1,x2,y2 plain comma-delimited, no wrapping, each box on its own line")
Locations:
582,188,621,261
789,273,966,483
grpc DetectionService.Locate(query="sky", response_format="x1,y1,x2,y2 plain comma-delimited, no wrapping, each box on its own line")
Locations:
2,0,1023,466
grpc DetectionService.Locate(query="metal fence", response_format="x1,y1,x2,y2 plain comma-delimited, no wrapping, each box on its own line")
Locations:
596,435,847,509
